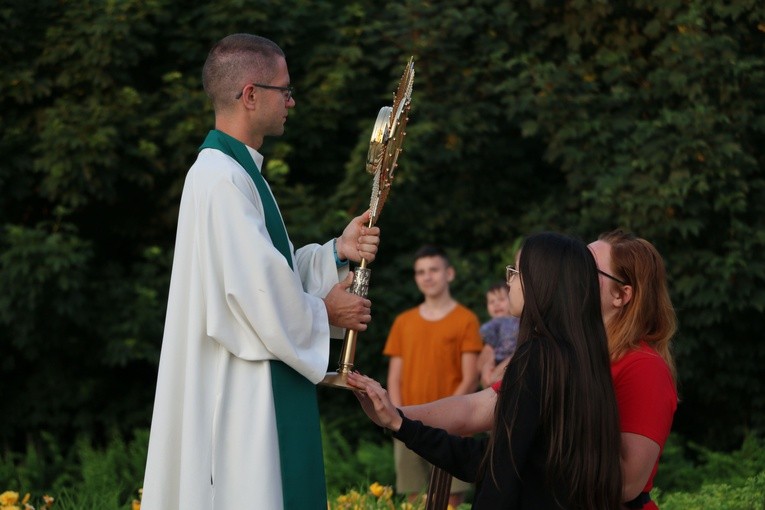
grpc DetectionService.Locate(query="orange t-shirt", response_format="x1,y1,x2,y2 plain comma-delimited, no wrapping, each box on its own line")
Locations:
383,304,483,406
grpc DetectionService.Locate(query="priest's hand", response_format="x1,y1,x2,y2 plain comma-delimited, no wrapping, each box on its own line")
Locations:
336,210,381,264
323,272,372,331
347,372,403,432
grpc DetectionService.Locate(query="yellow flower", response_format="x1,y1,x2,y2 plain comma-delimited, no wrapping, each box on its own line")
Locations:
0,491,20,505
42,495,54,508
369,482,385,498
130,487,142,510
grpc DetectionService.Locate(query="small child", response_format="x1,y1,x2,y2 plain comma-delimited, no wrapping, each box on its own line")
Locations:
476,281,519,388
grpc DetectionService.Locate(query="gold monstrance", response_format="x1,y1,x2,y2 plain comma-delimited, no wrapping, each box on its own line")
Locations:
321,57,415,389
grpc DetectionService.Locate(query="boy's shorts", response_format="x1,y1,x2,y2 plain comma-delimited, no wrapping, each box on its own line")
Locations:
393,439,472,495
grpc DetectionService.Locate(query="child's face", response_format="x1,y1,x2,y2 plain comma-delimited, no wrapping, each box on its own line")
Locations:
486,288,512,318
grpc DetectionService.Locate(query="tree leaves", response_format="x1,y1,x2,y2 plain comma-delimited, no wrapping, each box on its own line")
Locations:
1,0,764,450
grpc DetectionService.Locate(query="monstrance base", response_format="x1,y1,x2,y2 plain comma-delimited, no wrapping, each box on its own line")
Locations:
319,370,354,390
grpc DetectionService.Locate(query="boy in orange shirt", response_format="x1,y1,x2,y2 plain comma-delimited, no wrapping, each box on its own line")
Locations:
383,244,483,506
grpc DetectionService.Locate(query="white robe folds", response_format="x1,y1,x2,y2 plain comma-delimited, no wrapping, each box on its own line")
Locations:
141,147,347,510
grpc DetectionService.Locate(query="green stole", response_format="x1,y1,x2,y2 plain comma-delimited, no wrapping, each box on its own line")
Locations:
199,129,327,509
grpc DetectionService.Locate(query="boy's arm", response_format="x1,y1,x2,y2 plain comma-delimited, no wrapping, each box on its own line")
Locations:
477,345,497,388
386,356,404,407
452,351,479,396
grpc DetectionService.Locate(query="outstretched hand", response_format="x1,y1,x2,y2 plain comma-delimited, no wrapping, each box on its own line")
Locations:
346,372,403,432
336,210,381,264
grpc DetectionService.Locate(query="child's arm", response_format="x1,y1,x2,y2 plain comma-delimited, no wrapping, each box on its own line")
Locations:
488,356,512,385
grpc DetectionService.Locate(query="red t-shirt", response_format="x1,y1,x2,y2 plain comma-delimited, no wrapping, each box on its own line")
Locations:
492,343,676,509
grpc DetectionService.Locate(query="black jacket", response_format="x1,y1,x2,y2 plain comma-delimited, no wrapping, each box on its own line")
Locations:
393,340,569,509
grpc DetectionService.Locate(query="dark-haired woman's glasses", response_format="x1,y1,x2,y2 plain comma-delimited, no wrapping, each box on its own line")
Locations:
506,265,519,285
597,268,628,286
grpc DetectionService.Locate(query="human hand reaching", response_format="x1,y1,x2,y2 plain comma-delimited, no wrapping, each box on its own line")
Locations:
346,372,403,432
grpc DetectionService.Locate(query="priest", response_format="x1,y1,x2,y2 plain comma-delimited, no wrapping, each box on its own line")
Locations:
141,33,381,510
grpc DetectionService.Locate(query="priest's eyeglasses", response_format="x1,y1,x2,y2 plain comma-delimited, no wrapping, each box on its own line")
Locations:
236,83,294,102
597,268,628,286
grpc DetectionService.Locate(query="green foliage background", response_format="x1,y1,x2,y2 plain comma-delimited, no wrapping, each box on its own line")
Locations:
2,430,764,508
1,0,764,490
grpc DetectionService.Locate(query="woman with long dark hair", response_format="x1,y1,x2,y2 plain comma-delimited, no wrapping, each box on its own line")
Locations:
349,232,623,509
366,229,677,509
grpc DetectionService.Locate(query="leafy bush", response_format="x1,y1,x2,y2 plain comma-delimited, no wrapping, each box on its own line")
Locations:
322,420,395,496
3,428,764,508
0,430,147,510
656,433,765,493
655,472,765,510
3,0,765,458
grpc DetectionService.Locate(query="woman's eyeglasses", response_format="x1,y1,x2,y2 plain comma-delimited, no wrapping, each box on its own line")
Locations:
506,264,626,286
597,269,628,286
506,265,519,285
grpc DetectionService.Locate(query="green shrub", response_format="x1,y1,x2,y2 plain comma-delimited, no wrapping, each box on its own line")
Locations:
68,430,147,507
656,433,765,493
0,431,79,495
655,471,765,510
4,428,764,508
1,430,147,510
322,420,395,496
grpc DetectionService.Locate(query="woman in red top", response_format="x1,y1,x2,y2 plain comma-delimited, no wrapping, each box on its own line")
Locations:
383,230,677,509
591,230,677,510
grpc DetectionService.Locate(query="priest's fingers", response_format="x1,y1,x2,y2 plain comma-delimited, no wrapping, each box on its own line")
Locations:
338,271,354,291
356,228,380,263
337,210,382,263
323,286,372,331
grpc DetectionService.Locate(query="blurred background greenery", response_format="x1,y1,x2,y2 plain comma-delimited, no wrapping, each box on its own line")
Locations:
1,0,764,507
